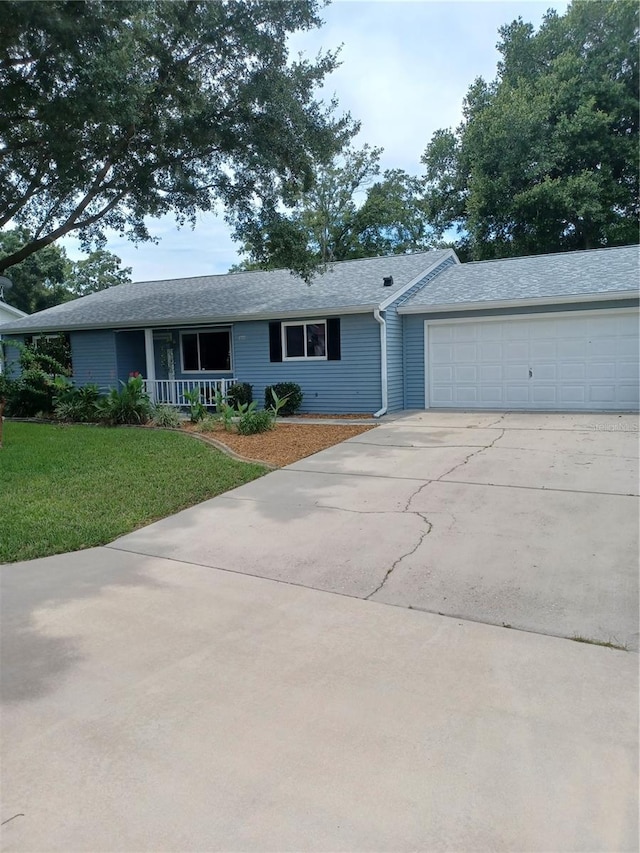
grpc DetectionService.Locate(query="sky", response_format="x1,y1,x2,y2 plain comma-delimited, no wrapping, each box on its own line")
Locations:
62,0,569,282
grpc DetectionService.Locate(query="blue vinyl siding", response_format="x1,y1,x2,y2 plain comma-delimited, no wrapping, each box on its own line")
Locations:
403,315,426,408
70,329,117,389
385,308,403,412
403,298,640,409
386,255,457,411
233,313,381,413
115,330,146,383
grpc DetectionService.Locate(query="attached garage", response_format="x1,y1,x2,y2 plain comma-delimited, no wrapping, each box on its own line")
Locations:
426,309,639,411
399,247,640,413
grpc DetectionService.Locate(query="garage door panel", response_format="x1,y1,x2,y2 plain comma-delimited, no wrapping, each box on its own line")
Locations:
530,340,557,360
431,343,453,363
480,365,502,381
560,386,586,403
559,363,585,381
432,365,454,382
589,386,616,403
453,343,477,361
557,339,587,358
505,385,529,403
479,342,502,360
532,386,557,403
504,342,528,360
426,310,639,411
455,366,477,382
535,364,557,380
619,385,640,403
618,362,639,380
617,337,639,357
504,363,529,380
454,387,479,403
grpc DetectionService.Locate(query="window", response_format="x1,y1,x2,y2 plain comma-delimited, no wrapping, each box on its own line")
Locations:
180,329,231,372
282,321,327,360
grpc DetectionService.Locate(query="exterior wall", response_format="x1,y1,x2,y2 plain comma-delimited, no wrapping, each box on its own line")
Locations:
70,329,117,389
386,255,457,412
115,330,146,383
233,313,381,413
385,309,403,412
402,298,640,408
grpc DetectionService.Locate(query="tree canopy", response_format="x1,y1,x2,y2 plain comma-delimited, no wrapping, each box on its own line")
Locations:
422,0,639,259
0,229,131,313
0,0,354,276
233,145,434,273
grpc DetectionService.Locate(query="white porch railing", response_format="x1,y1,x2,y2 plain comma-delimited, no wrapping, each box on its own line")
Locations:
143,378,236,407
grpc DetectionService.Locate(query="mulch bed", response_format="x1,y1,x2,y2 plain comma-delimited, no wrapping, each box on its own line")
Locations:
181,421,375,467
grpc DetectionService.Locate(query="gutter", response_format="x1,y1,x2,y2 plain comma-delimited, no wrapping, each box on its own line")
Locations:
373,308,387,418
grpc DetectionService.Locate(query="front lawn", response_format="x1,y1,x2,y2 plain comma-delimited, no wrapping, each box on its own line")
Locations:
0,422,266,563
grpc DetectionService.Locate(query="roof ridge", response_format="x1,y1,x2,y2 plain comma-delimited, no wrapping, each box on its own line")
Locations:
459,244,639,268
133,249,444,286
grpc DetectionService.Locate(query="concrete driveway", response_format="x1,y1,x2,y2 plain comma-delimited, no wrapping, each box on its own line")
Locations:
1,412,638,851
113,411,640,649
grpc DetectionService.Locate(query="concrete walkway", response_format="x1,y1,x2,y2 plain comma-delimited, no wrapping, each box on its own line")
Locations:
1,412,638,851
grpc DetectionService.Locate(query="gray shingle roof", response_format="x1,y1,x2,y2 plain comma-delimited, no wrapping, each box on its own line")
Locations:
0,250,451,334
399,245,639,312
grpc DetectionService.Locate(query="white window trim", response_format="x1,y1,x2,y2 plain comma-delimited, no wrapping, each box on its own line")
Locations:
179,327,233,374
282,319,328,361
31,333,63,348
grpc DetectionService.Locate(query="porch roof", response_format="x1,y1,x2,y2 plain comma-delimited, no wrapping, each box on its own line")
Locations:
0,250,452,334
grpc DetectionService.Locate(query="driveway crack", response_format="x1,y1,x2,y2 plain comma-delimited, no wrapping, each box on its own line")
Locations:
436,428,505,481
366,512,433,599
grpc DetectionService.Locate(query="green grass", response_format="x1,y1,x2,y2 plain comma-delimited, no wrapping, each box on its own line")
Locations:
571,635,628,651
0,422,267,563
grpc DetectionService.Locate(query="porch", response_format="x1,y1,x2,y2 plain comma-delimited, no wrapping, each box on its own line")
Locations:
142,378,236,407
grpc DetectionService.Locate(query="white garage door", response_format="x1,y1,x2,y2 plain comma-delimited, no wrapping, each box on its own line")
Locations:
426,310,639,410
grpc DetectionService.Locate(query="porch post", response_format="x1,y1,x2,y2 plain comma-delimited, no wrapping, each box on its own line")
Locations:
144,328,156,402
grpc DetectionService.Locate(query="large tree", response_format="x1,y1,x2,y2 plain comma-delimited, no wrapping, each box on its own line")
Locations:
422,0,639,259
0,0,354,276
0,228,71,313
234,145,433,272
0,229,132,312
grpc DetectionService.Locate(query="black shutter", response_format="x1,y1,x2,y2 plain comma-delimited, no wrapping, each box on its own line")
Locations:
269,321,282,362
326,318,341,361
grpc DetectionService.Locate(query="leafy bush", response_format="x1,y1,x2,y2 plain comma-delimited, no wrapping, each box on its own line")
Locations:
227,382,253,408
183,387,206,423
53,382,102,422
3,340,70,417
96,375,152,425
151,403,181,428
197,414,221,433
237,409,274,435
264,382,303,416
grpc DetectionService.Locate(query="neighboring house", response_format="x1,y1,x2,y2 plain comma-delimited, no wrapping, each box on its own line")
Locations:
0,245,638,413
0,300,27,374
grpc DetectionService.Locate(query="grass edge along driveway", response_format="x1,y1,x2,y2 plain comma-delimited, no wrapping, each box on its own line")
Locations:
0,422,267,564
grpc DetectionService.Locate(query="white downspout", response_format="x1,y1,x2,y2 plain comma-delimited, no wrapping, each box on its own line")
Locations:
373,308,387,418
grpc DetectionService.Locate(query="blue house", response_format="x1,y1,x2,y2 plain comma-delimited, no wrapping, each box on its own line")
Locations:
1,245,638,413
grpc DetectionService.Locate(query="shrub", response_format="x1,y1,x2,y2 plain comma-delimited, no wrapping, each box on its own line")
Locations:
151,403,181,428
183,387,206,423
3,340,70,417
237,409,274,435
53,382,102,422
96,375,152,425
227,382,253,408
264,382,303,416
197,414,221,433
